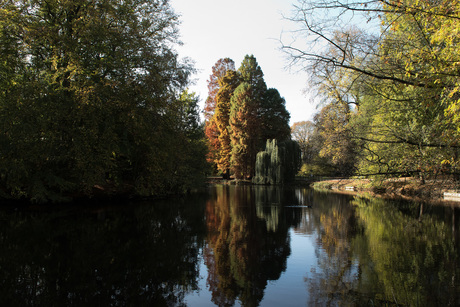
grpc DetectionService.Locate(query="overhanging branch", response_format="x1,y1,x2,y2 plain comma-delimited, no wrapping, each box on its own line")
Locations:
282,44,437,88
353,135,460,149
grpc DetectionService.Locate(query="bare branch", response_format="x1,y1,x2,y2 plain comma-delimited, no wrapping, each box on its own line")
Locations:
352,135,460,148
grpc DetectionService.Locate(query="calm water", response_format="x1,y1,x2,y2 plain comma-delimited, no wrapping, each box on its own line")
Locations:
0,185,459,306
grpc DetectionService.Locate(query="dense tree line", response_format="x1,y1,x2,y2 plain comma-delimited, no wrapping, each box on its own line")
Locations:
0,0,207,202
205,55,291,179
288,0,460,181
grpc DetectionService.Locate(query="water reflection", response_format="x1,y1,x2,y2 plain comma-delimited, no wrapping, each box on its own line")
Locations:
303,194,460,306
0,196,207,306
0,187,459,306
204,185,302,306
352,198,459,306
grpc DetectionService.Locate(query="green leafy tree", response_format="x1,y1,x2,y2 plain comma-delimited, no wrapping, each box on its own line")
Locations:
173,90,209,191
229,82,259,179
253,139,301,185
0,0,200,202
229,55,267,179
315,102,357,176
284,0,460,180
260,89,291,143
238,55,267,94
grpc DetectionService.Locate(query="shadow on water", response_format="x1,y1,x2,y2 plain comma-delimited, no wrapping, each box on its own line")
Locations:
0,186,459,306
0,195,208,306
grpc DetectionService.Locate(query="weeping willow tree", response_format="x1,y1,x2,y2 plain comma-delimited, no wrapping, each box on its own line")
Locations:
253,139,301,185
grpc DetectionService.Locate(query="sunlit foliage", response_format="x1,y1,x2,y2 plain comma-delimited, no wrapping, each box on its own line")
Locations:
214,70,240,178
204,58,235,168
205,55,291,179
284,0,460,180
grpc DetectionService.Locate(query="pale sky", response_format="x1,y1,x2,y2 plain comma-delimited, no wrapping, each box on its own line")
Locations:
170,0,318,125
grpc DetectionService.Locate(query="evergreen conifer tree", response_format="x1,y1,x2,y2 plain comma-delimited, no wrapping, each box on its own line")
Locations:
214,70,240,178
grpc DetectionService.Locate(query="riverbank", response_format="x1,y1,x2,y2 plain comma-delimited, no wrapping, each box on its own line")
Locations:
311,177,460,204
206,175,460,204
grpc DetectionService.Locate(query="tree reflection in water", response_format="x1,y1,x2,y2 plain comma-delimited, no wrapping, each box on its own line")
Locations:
0,196,207,306
304,193,460,306
204,185,301,307
1,187,458,306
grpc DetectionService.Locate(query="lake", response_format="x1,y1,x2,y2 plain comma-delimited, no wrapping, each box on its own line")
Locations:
0,185,459,306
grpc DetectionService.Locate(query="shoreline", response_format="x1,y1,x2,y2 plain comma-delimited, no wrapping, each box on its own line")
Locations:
310,177,460,205
207,176,460,205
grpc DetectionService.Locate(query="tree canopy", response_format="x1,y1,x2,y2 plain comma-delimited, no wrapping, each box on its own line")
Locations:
204,58,236,169
215,70,240,178
0,0,207,202
286,0,460,180
204,55,292,179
